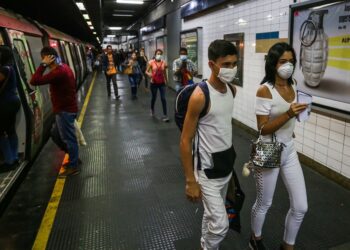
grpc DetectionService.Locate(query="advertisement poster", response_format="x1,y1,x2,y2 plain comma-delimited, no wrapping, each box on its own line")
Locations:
224,33,245,86
181,31,198,68
291,0,350,113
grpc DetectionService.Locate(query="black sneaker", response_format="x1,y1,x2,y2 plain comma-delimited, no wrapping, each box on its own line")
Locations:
58,167,80,178
249,237,266,250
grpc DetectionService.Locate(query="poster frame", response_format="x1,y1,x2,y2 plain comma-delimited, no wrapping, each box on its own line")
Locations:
289,0,350,120
180,27,203,78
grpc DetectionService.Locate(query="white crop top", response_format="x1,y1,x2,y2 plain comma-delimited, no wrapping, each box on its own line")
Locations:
255,82,296,143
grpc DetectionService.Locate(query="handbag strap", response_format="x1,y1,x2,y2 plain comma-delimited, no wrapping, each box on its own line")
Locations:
258,123,276,142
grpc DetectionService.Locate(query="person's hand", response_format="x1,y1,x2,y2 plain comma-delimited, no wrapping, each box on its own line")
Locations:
185,180,201,202
287,103,308,117
42,55,55,65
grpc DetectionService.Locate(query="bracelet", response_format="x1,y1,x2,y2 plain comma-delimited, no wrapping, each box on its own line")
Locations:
286,110,293,118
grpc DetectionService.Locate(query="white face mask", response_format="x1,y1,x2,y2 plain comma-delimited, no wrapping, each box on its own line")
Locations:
216,66,237,84
180,55,187,61
155,55,162,61
277,62,294,80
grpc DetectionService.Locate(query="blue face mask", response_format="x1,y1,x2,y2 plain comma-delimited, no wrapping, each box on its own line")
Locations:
180,55,187,61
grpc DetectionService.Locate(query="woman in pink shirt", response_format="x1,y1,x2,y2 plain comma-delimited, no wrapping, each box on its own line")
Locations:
146,49,169,122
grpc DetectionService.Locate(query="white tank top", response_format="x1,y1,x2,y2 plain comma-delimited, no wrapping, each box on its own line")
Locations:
195,81,234,170
257,82,296,143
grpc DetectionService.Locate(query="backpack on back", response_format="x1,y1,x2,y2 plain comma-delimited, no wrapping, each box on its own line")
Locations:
175,81,209,131
174,81,236,131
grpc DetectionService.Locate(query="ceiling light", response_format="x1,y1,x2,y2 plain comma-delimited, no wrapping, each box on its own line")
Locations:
116,0,143,5
113,14,133,17
107,35,116,38
83,14,90,20
76,2,86,10
89,26,94,30
87,21,92,25
93,32,97,34
109,27,122,30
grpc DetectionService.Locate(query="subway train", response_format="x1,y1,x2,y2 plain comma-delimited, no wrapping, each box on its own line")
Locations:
0,7,93,202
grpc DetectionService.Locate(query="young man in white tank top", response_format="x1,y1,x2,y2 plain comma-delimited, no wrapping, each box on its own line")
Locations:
180,40,238,250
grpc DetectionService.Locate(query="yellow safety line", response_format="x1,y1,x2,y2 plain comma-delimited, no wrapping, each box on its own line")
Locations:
32,72,97,250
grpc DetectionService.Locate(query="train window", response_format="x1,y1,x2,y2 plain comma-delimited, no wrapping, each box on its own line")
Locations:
13,39,33,84
64,42,75,77
25,35,43,68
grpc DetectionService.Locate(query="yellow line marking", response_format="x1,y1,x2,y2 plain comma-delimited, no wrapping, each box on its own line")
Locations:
32,72,97,250
329,35,350,46
329,48,350,59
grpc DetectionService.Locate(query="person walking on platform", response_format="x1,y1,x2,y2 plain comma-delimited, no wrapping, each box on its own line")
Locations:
123,52,142,100
179,40,238,250
0,46,21,170
173,47,197,91
138,47,149,90
30,46,80,177
146,49,169,122
249,42,308,250
102,45,120,99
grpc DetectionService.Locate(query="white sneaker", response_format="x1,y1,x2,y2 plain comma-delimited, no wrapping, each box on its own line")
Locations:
162,116,170,122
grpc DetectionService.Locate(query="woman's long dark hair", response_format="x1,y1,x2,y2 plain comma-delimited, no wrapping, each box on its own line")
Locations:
260,42,297,86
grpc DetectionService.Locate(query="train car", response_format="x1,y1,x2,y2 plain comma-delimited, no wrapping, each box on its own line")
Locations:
0,8,92,203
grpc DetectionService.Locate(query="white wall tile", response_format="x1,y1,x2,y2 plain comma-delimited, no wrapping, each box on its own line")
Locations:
327,158,342,172
345,125,350,137
345,136,350,147
315,143,327,155
344,145,350,157
330,120,345,134
303,145,314,158
315,134,329,146
317,116,331,129
314,151,327,164
341,163,350,179
328,148,343,160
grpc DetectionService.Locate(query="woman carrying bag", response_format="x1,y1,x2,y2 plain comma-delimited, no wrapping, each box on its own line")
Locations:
249,43,308,250
123,52,142,100
145,49,169,122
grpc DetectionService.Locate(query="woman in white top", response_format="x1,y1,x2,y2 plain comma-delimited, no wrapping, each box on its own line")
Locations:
249,43,308,250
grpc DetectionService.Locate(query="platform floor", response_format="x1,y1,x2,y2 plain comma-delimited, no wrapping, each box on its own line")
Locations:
0,73,349,250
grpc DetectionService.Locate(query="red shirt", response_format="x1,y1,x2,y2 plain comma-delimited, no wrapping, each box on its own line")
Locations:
30,64,78,114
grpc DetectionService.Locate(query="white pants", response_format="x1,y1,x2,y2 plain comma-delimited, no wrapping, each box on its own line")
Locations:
251,141,308,245
197,170,232,250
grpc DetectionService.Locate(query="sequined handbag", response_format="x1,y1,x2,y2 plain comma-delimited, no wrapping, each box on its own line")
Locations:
250,130,284,169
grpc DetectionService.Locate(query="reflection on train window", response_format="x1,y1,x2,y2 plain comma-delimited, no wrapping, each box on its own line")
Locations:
13,39,33,83
0,32,4,45
25,36,43,69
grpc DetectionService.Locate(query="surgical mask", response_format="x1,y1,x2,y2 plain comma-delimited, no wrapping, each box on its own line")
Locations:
277,62,294,80
155,55,162,61
216,66,237,84
180,55,187,61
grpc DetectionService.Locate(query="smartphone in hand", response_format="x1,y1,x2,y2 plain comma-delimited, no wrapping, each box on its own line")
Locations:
297,90,312,122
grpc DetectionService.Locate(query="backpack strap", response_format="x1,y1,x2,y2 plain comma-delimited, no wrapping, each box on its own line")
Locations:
227,83,236,98
198,81,210,118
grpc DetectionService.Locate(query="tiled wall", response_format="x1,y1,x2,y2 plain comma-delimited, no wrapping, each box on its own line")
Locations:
181,0,350,179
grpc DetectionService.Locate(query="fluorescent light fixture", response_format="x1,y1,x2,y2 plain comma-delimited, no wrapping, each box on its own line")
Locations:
107,35,116,38
113,14,133,17
116,0,143,5
87,21,92,25
83,14,90,20
76,2,86,10
89,26,94,30
109,27,122,30
93,32,97,34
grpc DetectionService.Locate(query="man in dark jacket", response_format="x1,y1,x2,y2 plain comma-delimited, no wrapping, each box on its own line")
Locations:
102,45,120,99
30,46,80,177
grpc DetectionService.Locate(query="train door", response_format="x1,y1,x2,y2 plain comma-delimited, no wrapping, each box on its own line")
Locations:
79,45,88,78
58,41,68,64
63,41,76,79
74,44,84,82
6,29,45,158
68,43,81,84
26,35,53,124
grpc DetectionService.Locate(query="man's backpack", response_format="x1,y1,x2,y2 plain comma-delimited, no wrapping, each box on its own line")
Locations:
174,81,209,131
174,81,236,131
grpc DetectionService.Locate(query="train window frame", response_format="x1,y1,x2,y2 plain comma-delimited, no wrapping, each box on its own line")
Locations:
13,38,34,86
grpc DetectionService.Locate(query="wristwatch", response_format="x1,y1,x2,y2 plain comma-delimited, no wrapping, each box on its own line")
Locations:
40,63,47,67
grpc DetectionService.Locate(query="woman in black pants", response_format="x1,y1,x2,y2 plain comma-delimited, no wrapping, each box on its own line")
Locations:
0,46,21,169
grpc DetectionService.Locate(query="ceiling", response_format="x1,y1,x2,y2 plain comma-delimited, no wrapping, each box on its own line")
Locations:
0,0,160,46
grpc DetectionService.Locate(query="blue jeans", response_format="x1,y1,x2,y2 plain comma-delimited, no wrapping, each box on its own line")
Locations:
150,84,167,116
128,74,141,97
51,112,79,168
